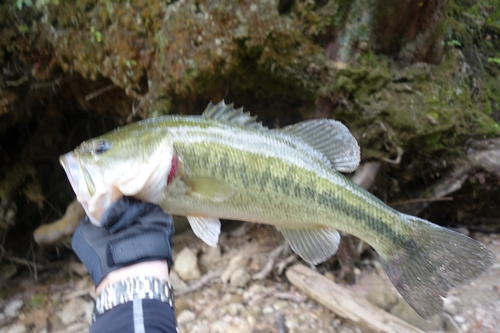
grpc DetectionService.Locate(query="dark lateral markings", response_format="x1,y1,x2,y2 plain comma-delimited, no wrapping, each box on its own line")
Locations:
180,144,413,249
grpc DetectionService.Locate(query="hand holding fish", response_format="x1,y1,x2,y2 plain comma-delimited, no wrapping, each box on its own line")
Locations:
62,100,496,319
72,197,175,287
72,197,177,332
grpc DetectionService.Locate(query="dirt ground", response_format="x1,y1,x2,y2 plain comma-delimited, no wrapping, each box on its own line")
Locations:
0,223,499,333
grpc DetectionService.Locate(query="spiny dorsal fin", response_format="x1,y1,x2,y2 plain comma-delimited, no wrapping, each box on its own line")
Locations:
203,100,266,130
280,119,360,173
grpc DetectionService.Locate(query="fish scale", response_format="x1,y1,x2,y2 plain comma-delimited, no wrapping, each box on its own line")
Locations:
60,100,496,319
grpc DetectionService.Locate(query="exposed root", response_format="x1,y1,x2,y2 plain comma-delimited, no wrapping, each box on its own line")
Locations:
381,146,404,165
85,84,117,101
276,254,297,275
351,161,381,190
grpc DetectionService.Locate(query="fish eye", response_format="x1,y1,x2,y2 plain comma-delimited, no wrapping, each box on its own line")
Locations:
94,140,111,154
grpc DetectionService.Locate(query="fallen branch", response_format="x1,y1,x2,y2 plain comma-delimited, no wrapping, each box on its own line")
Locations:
286,264,424,333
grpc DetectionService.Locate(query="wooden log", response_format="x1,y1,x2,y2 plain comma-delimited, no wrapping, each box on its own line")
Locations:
286,264,424,333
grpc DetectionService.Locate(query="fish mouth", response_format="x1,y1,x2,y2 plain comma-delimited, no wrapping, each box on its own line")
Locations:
59,152,95,206
60,152,122,226
60,153,82,196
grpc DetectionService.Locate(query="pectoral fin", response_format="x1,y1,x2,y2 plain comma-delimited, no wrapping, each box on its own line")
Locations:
277,227,341,265
187,216,221,247
186,177,235,202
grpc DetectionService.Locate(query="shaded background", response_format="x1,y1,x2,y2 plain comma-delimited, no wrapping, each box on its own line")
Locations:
0,0,499,331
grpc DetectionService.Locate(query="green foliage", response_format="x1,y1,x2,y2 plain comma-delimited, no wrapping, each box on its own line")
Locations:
467,0,500,24
89,26,102,43
488,57,500,64
17,24,29,33
30,294,46,308
15,0,32,10
442,40,462,47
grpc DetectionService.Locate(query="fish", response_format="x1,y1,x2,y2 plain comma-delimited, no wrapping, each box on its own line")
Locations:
60,100,496,319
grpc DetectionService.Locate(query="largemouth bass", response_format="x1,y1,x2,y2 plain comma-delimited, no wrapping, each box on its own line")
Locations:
60,101,496,319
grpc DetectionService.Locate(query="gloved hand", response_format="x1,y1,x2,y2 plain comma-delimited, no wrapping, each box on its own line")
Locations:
71,197,174,286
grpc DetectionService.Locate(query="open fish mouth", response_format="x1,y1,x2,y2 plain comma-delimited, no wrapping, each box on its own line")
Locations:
59,151,127,225
59,152,95,204
60,153,81,196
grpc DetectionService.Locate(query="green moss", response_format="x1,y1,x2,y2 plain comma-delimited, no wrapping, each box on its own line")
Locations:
30,294,46,308
329,47,500,156
2,0,498,158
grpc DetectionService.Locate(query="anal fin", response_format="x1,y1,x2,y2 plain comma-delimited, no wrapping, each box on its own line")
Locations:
187,216,221,247
277,227,341,265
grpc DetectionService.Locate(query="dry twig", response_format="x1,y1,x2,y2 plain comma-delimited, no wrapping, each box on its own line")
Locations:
3,255,51,271
390,197,453,206
276,254,297,275
30,240,38,282
85,84,116,101
443,313,462,333
275,291,306,303
176,270,221,296
52,322,88,333
252,244,285,280
63,287,95,301
275,311,288,333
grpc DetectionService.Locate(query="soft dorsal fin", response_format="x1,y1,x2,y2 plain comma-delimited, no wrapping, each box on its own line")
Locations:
203,100,266,130
280,119,360,173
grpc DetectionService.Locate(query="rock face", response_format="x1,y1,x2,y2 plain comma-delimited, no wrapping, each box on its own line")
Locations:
174,247,201,281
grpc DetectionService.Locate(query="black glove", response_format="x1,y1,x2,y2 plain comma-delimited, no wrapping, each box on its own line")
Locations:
72,197,174,286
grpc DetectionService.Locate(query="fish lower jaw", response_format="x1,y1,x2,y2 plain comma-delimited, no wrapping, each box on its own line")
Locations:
82,187,124,226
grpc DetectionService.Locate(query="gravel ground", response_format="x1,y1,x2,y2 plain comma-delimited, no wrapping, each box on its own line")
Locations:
0,224,498,333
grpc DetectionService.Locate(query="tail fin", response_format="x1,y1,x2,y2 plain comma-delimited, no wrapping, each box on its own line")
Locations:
379,214,496,319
